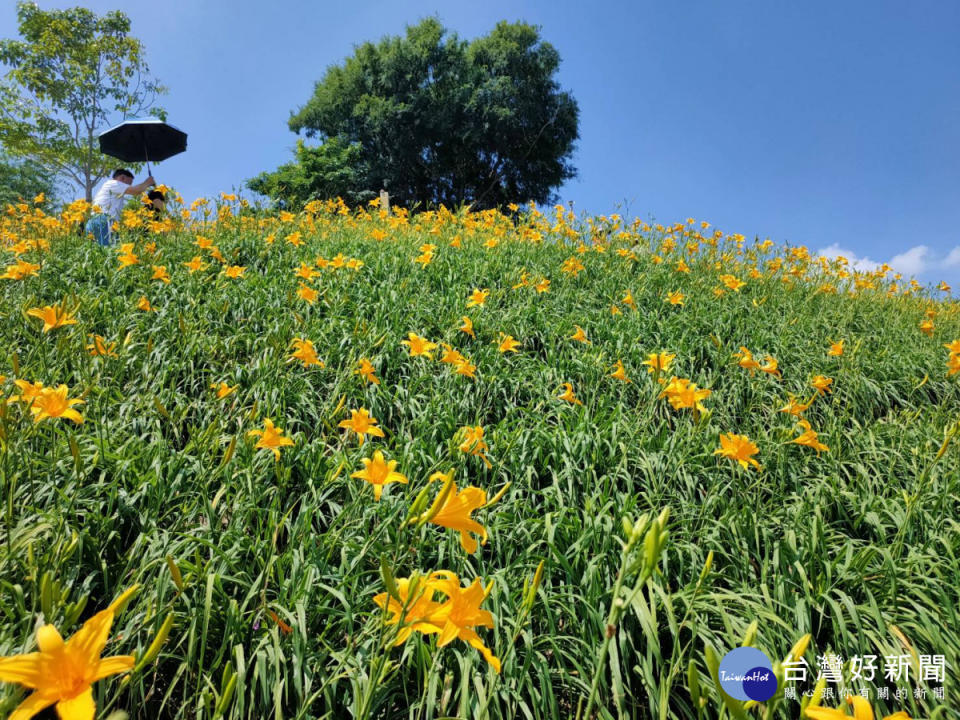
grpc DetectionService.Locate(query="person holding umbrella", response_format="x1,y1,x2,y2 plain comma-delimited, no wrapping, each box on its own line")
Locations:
84,168,156,246
89,117,188,246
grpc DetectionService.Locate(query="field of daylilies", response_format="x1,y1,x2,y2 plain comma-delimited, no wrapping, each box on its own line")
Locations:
0,191,958,720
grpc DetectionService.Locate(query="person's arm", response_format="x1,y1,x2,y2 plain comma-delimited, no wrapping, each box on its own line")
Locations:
123,176,156,195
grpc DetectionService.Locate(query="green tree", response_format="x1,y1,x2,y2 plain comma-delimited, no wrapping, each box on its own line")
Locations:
0,150,54,208
248,137,374,208
0,1,166,202
261,18,578,211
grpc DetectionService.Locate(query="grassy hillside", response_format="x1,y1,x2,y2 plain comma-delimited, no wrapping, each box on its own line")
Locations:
0,194,957,720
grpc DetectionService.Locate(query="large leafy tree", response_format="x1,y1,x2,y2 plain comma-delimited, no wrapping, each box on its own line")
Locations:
259,19,578,211
0,2,166,202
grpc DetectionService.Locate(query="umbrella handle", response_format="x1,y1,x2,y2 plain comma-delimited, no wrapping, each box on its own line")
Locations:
143,140,152,181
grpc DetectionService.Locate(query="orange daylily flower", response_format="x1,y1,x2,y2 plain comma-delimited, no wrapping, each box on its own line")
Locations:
497,334,520,353
223,265,247,279
338,407,385,445
440,345,466,366
402,333,438,358
411,572,501,673
759,355,781,378
790,419,830,454
719,273,745,291
351,450,408,500
151,265,170,283
714,433,761,470
466,288,489,307
290,338,323,368
247,418,295,461
811,375,833,394
0,585,139,720
297,283,318,304
557,382,582,405
29,385,85,424
658,377,711,413
183,256,207,273
211,382,237,399
423,471,489,553
779,394,812,416
356,358,380,385
86,335,117,358
609,359,631,383
642,352,676,376
459,425,492,468
26,304,77,332
827,339,845,357
735,347,761,375
569,325,590,344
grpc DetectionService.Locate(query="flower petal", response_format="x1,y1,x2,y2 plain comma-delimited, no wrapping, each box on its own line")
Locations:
9,690,59,720
847,696,874,720
0,652,44,687
91,654,135,681
55,686,96,720
64,610,114,668
460,627,502,673
459,530,479,554
436,621,460,647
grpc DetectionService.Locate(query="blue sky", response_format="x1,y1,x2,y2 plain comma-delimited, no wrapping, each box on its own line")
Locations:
3,1,960,284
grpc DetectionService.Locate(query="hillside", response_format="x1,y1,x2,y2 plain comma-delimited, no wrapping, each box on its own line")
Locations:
0,194,956,719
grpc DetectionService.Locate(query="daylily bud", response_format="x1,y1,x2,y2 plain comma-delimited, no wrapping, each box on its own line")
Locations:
134,612,174,673
699,551,714,582
485,482,511,507
380,558,400,602
787,633,811,662
166,555,184,592
420,472,455,525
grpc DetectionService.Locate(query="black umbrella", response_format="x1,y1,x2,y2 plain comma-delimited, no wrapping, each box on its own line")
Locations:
98,118,187,176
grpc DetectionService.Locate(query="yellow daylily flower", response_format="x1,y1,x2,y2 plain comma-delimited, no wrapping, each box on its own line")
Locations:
423,473,489,553
26,304,77,332
402,333,438,358
557,382,583,405
338,407,385,445
569,325,590,344
30,385,84,424
356,358,380,385
351,450,408,500
0,585,139,720
714,433,761,470
497,334,520,353
247,418,295,461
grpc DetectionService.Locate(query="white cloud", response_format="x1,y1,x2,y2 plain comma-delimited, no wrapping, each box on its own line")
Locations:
888,245,931,276
816,244,881,273
816,243,960,282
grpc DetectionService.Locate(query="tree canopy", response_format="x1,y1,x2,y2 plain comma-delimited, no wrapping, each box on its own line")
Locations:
254,19,579,211
248,137,374,209
0,1,166,201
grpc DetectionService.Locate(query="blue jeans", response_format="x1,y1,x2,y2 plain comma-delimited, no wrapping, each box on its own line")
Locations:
85,213,112,246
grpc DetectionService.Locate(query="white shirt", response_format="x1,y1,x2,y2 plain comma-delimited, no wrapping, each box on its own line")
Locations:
92,178,130,218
